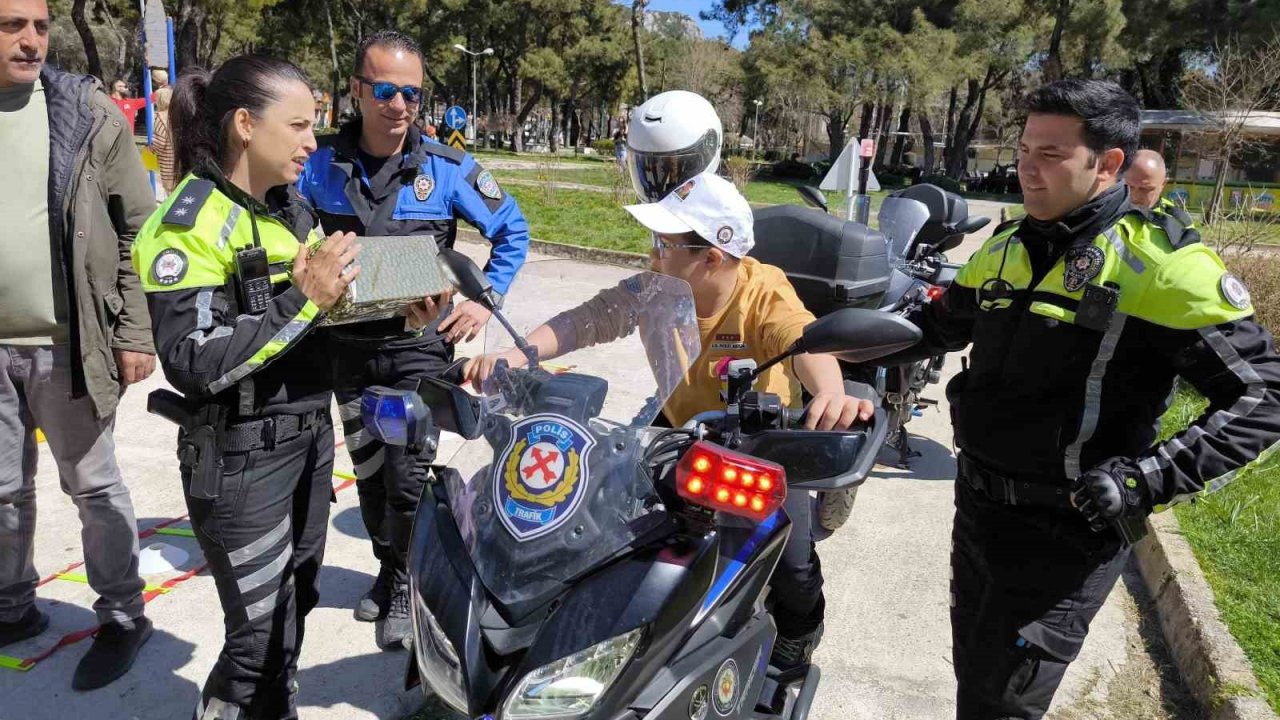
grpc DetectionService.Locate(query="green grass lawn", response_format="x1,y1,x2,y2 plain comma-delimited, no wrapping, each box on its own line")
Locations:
505,185,651,254
1162,387,1280,712
497,166,882,211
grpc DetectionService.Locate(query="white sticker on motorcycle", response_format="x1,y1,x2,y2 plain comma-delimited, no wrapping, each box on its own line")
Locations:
493,414,595,541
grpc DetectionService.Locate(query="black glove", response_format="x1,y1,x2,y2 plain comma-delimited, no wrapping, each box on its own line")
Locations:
1070,457,1150,532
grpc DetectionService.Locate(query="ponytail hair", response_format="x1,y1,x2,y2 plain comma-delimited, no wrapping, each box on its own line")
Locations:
170,55,312,179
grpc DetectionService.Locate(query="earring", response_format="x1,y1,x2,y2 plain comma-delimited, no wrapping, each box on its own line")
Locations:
242,137,250,149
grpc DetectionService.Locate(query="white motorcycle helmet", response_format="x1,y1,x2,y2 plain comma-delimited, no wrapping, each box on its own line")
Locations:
626,90,723,202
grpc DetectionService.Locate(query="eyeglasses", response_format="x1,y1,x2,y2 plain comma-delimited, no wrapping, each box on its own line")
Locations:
356,76,423,105
651,233,710,258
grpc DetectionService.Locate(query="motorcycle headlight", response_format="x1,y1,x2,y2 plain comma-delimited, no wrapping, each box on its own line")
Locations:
411,587,468,714
361,386,429,447
501,628,644,720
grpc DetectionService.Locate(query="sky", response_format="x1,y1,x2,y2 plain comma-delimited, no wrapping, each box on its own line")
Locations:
632,0,753,49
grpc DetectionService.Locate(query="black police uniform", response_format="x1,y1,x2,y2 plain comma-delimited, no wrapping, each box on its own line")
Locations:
133,170,335,719
902,185,1280,718
295,122,530,605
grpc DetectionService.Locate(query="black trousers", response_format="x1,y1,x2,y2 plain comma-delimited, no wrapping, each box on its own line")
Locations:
184,416,334,720
771,490,826,638
333,340,454,587
950,478,1129,720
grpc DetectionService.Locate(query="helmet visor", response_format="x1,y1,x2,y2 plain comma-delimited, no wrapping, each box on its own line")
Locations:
627,129,720,202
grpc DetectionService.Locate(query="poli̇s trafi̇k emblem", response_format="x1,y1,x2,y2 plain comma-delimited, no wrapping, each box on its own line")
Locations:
494,414,595,541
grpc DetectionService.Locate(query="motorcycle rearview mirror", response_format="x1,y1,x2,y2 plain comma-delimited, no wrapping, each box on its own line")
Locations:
953,216,991,235
438,248,539,366
413,375,485,440
439,248,493,306
751,308,923,378
796,185,829,213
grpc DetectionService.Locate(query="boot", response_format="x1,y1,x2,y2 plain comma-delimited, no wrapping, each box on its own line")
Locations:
376,584,411,650
355,566,394,622
770,622,824,671
0,606,49,649
72,616,153,691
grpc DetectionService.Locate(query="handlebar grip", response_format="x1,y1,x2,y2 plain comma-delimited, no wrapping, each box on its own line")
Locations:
782,407,808,430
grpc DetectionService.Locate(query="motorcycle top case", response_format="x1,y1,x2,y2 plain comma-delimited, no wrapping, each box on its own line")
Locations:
750,205,891,316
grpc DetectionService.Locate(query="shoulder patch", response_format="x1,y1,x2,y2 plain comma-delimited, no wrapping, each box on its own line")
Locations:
163,179,215,228
151,248,188,286
476,170,502,200
421,141,466,164
1221,273,1252,310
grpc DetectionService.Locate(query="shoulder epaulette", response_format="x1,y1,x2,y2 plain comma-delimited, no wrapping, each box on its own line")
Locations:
991,216,1022,238
162,179,216,228
1148,207,1202,250
421,140,466,164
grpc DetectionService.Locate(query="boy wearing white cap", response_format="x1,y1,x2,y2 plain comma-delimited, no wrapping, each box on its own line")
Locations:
465,171,871,668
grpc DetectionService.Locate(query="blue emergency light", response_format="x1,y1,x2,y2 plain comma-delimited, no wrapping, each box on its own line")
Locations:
361,387,429,447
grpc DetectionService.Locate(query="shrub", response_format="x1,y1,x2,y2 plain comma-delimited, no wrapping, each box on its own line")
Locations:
917,174,963,194
877,173,908,188
724,156,756,190
770,159,817,180
592,138,615,155
1223,253,1280,331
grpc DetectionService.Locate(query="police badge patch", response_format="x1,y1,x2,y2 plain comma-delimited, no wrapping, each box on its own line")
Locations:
713,659,739,716
152,248,188,286
494,414,596,541
1221,272,1252,310
715,226,733,245
476,170,502,200
1063,245,1105,293
413,174,434,202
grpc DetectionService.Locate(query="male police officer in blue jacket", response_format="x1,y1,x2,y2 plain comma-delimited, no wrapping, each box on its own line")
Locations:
297,30,530,648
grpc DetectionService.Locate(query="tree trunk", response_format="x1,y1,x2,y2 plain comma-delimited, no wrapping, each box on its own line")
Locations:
1043,0,1072,82
72,0,104,81
858,101,874,140
919,113,937,174
326,1,341,127
826,109,846,163
890,105,912,167
945,78,983,179
512,82,543,153
631,0,649,99
509,74,522,152
874,102,894,168
943,84,958,170
549,98,560,153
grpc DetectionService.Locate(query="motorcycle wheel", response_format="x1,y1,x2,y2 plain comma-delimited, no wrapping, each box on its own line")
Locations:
817,486,859,532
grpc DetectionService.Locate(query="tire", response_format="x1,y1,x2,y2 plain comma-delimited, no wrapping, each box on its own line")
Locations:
817,486,859,532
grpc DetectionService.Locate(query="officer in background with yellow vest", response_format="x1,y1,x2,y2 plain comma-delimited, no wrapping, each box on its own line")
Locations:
893,80,1280,718
131,55,445,719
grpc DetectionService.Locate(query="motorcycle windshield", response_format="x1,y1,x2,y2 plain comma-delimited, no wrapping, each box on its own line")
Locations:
877,196,932,259
444,261,701,609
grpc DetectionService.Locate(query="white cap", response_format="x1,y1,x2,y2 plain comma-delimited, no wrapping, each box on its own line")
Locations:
623,172,754,258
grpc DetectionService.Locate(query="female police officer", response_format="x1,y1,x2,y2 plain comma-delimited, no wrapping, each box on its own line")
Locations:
131,55,443,719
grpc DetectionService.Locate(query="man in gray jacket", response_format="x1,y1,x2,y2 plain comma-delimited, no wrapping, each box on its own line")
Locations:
0,0,157,690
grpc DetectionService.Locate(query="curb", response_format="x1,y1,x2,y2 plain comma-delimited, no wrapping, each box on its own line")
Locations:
456,227,649,269
1133,512,1277,720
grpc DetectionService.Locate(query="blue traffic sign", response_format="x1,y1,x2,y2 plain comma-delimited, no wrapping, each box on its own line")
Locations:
445,105,468,131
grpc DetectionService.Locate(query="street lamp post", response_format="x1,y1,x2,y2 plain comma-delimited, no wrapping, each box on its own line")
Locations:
752,99,763,160
453,44,494,145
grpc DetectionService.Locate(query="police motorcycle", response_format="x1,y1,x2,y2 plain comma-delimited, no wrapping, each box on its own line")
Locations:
751,184,989,490
358,252,921,720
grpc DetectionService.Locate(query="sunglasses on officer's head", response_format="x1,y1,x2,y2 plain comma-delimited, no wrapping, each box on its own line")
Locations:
356,76,423,105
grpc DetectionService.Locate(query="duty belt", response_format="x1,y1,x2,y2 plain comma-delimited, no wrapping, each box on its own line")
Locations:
223,409,327,453
956,453,1074,509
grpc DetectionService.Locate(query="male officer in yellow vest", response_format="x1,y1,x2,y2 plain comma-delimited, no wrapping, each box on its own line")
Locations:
897,79,1280,718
